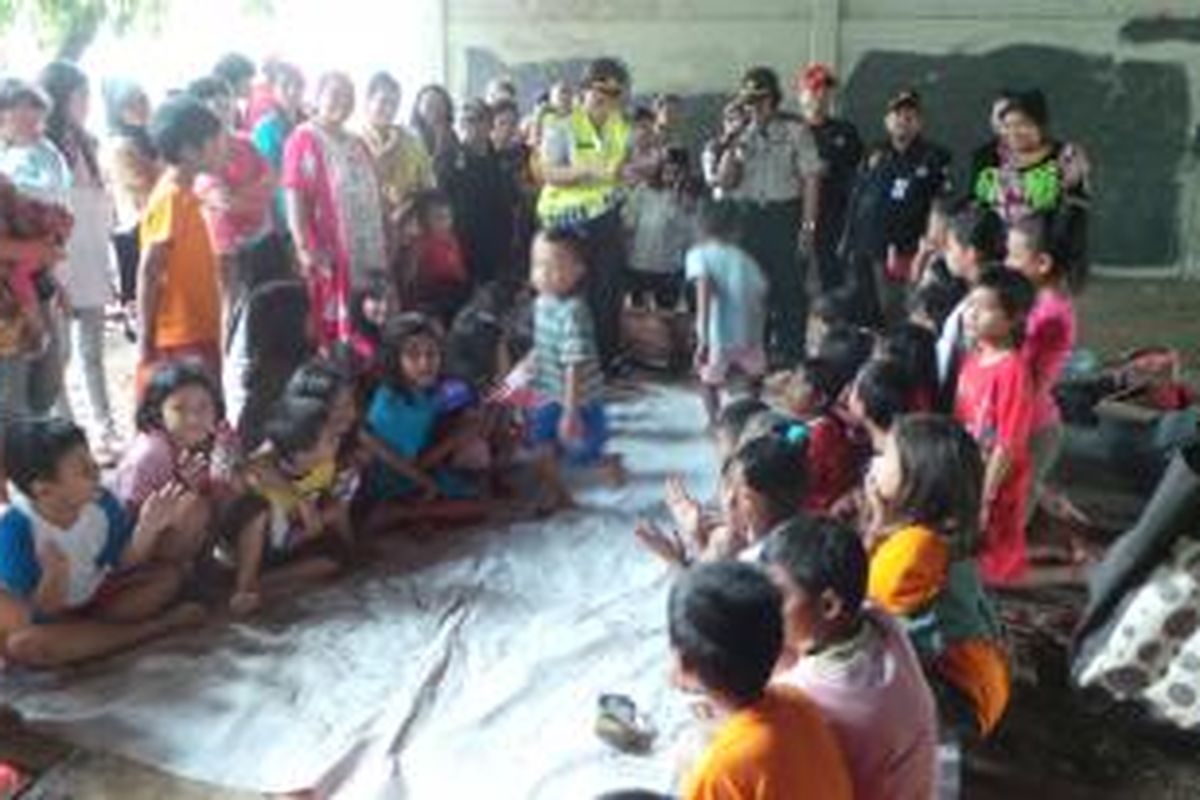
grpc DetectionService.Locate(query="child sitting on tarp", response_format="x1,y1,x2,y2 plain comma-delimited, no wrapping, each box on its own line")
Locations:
360,313,496,531
112,360,239,569
0,419,205,667
227,395,356,615
667,561,854,799
636,427,808,567
864,414,1010,739
763,515,938,800
763,354,867,516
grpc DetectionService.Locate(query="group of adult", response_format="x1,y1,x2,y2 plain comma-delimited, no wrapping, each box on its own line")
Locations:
0,53,538,453
706,64,1089,359
529,57,1090,371
0,51,1090,447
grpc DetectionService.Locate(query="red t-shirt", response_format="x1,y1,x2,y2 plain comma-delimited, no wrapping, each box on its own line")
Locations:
802,412,863,515
415,232,468,287
954,349,1033,583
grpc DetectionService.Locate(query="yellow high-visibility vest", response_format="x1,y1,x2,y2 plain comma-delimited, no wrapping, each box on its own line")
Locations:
537,106,630,226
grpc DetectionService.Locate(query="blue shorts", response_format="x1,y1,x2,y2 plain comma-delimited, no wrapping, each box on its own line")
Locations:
528,401,609,466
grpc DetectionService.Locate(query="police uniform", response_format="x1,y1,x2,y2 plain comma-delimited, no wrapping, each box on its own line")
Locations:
538,104,631,369
844,135,951,327
722,110,823,365
809,117,863,292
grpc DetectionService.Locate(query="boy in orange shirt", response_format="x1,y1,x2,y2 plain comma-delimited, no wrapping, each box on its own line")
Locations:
669,561,853,800
137,95,226,395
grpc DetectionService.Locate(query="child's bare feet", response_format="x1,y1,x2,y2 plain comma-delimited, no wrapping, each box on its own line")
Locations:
598,454,626,488
229,590,261,617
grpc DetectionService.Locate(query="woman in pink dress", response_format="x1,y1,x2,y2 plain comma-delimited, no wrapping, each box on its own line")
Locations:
282,72,387,349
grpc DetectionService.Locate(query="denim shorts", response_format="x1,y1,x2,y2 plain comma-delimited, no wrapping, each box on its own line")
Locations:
528,401,609,466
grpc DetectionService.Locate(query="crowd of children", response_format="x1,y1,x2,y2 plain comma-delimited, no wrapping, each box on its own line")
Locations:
0,49,1095,799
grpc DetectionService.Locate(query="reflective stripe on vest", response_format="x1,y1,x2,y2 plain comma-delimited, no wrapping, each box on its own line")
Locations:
537,107,630,226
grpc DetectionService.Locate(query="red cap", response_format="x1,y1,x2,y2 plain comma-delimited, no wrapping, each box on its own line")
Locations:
798,63,836,93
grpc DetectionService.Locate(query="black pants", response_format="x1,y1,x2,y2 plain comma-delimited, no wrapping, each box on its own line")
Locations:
736,199,807,366
813,213,847,293
576,208,627,370
112,227,139,304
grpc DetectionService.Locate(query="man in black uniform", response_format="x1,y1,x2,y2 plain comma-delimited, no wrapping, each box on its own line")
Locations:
797,63,863,294
843,89,951,328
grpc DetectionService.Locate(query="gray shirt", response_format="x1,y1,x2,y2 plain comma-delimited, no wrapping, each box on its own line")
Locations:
723,115,824,203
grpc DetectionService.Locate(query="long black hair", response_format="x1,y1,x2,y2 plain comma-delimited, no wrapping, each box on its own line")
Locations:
728,429,809,526
136,360,225,435
379,312,444,395
38,61,100,179
410,84,456,156
881,322,938,409
235,280,315,450
1011,210,1088,292
890,414,984,557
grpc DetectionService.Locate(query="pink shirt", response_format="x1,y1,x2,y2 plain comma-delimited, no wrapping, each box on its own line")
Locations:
110,427,239,511
776,608,938,800
111,430,177,511
1022,289,1076,431
196,134,273,254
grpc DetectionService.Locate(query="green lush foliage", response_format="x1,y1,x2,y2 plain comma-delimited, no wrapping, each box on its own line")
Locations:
0,0,272,60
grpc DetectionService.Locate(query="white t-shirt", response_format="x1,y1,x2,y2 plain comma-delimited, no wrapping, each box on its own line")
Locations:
2,491,130,609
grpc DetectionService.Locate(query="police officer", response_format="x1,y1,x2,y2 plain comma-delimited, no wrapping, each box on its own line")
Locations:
796,63,863,294
843,89,951,328
537,58,632,373
711,66,823,366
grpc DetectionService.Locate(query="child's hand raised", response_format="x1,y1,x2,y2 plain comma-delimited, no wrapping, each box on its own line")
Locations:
139,482,193,538
634,519,688,567
664,476,701,539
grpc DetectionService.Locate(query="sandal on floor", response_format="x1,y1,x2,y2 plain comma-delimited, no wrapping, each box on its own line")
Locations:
595,693,656,754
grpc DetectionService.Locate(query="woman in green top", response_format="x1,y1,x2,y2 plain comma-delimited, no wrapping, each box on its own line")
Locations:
971,90,1090,282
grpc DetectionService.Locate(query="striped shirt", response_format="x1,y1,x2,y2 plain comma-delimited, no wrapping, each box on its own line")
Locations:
532,294,604,406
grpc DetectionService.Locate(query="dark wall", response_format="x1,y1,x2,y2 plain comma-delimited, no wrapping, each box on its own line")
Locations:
466,43,1192,267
